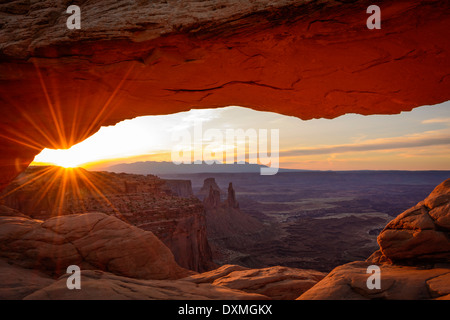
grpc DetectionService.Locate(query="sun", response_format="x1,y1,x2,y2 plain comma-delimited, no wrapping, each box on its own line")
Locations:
32,148,85,168
53,160,81,169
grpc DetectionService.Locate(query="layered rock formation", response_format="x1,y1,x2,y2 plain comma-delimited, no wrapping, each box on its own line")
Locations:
185,264,325,300
203,185,222,208
227,182,239,208
1,166,215,272
297,178,450,300
199,178,224,198
297,261,450,300
0,259,324,300
19,264,325,300
202,180,264,236
134,202,216,273
0,211,190,280
202,179,272,266
24,269,269,300
1,0,450,190
1,167,164,218
161,179,194,198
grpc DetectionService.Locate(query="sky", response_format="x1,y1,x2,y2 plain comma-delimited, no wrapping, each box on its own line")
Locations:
32,100,450,171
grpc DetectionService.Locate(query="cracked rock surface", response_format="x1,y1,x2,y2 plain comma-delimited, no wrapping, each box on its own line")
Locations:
297,261,450,300
184,264,325,300
23,269,270,300
373,179,450,263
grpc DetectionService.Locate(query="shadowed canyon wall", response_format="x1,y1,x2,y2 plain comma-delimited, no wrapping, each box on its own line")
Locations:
0,0,449,189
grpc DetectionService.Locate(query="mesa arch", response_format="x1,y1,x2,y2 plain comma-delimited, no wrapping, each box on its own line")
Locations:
0,0,449,190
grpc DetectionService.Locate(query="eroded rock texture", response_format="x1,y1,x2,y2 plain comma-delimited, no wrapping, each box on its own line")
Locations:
202,179,270,266
0,211,191,280
372,178,450,263
23,269,269,300
0,258,54,300
185,264,325,300
0,0,449,189
297,261,450,300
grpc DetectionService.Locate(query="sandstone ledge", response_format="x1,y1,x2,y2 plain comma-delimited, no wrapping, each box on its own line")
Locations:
24,269,269,300
297,261,450,300
371,179,450,264
184,264,326,300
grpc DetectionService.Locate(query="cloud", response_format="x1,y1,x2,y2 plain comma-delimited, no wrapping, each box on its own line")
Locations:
281,131,450,157
421,118,450,124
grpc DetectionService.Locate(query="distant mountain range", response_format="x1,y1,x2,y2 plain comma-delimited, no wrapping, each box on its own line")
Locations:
104,161,308,175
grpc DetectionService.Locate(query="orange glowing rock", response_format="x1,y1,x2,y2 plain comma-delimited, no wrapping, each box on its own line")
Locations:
0,0,449,189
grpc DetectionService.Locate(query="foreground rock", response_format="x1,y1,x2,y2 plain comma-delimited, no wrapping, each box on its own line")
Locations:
297,261,450,300
0,211,190,280
0,205,30,218
298,178,450,300
372,178,450,263
0,259,54,300
185,264,325,300
1,258,320,300
24,269,268,300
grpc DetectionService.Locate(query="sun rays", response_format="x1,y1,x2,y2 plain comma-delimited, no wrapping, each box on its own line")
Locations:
0,57,138,178
0,58,140,220
0,166,122,218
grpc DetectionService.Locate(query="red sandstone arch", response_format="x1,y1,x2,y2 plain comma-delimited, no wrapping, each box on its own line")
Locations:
0,0,449,189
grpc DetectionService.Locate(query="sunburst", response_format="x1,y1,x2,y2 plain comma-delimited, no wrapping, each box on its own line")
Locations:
0,166,122,218
0,59,138,219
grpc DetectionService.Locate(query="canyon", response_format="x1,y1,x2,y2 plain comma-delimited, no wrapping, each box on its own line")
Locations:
200,178,274,265
0,172,448,300
164,171,450,271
